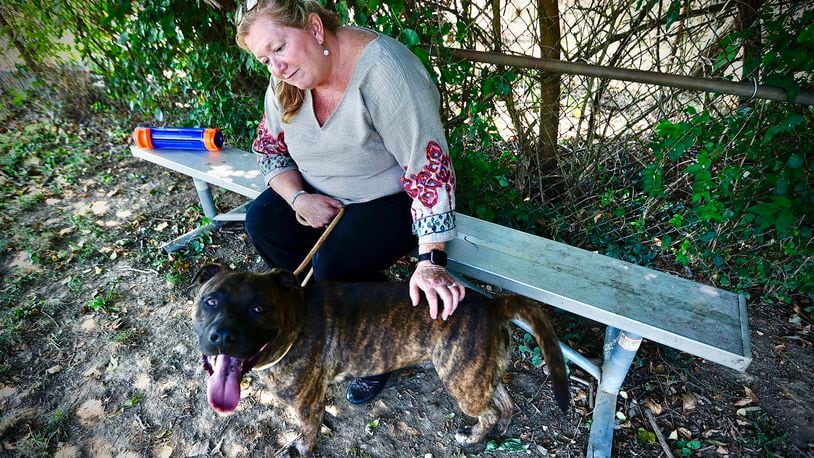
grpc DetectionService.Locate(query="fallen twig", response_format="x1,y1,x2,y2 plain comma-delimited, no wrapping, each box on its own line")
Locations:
644,407,674,458
41,310,61,328
570,375,594,408
117,266,159,276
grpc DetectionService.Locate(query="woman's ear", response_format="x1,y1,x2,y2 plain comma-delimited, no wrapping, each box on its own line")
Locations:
308,12,324,42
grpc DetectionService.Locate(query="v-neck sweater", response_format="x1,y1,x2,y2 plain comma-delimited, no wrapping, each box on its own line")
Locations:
252,31,457,244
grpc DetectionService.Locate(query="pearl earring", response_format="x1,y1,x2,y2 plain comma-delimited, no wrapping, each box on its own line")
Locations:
323,47,330,56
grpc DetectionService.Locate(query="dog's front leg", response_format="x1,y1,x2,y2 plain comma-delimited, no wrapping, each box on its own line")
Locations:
278,387,327,458
278,403,325,458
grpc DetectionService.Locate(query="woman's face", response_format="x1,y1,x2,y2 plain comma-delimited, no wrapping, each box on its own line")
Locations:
245,13,329,90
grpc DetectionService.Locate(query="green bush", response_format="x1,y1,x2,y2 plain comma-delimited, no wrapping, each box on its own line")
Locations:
642,104,812,300
636,8,813,301
70,0,267,145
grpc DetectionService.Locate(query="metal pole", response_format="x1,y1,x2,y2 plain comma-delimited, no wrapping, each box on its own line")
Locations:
587,328,643,458
426,46,814,105
193,178,218,219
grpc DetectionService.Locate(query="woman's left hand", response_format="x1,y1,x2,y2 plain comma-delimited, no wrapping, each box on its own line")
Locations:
409,262,466,320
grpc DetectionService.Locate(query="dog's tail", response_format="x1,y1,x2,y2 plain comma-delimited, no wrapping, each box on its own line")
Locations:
497,296,570,412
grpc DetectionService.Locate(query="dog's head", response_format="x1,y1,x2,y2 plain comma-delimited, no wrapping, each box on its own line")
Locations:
192,264,302,414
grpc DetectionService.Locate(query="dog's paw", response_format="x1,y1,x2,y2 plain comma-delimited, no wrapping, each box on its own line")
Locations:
454,426,480,446
491,417,510,437
277,445,307,458
277,440,314,458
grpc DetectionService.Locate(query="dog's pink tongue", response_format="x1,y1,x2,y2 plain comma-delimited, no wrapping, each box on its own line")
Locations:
207,355,243,414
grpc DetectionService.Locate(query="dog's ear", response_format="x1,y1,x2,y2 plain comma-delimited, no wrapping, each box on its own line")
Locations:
193,263,230,285
265,268,301,291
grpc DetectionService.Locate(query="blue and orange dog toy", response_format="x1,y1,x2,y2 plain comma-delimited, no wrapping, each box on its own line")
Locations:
133,126,223,152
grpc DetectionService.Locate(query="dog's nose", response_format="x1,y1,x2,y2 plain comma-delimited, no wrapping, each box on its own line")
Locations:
209,329,236,346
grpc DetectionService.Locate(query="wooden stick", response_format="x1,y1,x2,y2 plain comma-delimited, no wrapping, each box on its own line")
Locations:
644,407,675,458
293,208,346,284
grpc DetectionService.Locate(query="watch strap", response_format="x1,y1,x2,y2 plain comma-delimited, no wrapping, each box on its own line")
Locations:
417,249,447,267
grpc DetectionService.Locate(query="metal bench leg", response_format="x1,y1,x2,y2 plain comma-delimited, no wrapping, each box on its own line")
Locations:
193,177,218,218
161,178,227,253
586,327,642,458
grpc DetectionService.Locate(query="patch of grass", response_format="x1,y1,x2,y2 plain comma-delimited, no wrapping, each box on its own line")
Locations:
8,227,57,268
162,235,214,287
0,274,40,353
69,214,102,237
164,270,184,287
67,240,96,263
0,117,92,206
15,192,46,211
127,211,215,289
0,294,64,356
123,391,145,408
345,447,372,458
66,276,83,293
14,406,71,457
739,412,788,453
0,318,24,356
0,273,37,308
111,328,139,345
15,433,50,457
86,289,119,314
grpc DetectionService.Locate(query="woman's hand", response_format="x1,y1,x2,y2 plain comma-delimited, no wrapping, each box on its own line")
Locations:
292,193,344,228
409,262,466,320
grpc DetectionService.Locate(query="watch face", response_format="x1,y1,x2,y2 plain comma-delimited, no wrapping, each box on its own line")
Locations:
431,249,447,266
418,250,447,266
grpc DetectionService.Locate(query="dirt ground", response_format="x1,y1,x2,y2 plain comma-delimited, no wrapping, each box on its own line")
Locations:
1,78,813,458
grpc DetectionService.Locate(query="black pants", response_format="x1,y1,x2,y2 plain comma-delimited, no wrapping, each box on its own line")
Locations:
245,188,417,282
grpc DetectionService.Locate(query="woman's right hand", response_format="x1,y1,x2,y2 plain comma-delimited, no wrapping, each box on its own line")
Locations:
292,193,344,228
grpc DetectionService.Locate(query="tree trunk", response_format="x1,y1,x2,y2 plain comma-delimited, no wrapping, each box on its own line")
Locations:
537,0,560,176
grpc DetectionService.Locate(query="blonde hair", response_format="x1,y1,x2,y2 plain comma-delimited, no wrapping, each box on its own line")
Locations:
236,0,340,123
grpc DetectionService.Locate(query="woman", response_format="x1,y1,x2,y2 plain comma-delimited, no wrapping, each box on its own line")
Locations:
235,0,465,404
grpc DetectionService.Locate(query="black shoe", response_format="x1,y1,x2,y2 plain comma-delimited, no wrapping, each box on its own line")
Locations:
346,372,391,404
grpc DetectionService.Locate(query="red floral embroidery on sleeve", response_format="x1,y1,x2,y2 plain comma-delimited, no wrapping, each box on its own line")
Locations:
401,141,455,208
252,113,288,161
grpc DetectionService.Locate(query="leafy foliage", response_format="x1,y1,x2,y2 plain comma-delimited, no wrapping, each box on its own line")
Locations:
544,6,813,304
75,0,266,142
631,8,813,301
1,0,267,147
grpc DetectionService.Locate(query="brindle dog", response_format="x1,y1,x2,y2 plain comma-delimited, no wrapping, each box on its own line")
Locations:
193,264,569,457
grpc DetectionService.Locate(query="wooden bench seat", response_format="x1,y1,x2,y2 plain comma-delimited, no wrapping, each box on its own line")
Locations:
450,214,749,371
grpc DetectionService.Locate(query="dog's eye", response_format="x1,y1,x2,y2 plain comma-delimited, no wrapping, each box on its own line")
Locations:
252,306,263,314
205,298,218,308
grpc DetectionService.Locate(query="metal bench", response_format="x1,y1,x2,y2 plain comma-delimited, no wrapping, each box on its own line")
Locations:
132,145,751,457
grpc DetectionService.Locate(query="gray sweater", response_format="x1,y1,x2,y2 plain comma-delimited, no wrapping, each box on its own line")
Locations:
252,31,457,244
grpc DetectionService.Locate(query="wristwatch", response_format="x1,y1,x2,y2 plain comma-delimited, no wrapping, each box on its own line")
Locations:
417,249,447,267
